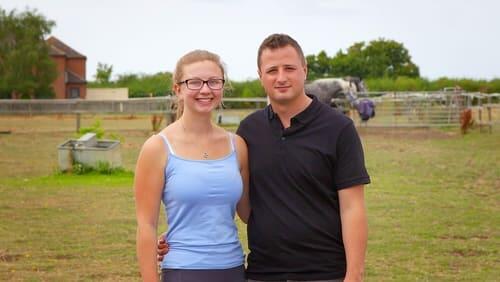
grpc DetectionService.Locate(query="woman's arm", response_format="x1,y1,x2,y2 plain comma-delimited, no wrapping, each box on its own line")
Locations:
134,136,167,282
234,134,250,224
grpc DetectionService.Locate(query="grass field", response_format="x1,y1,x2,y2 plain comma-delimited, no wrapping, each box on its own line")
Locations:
0,115,499,281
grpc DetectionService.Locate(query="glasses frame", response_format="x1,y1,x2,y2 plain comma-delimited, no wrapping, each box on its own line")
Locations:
177,78,225,90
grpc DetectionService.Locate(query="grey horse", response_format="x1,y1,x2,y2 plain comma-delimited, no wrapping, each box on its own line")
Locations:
305,77,375,121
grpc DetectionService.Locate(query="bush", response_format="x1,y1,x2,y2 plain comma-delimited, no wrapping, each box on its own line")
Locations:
78,119,105,138
77,119,123,142
365,76,500,93
72,161,125,175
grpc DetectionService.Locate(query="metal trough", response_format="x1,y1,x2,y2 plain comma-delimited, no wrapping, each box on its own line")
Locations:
57,133,122,171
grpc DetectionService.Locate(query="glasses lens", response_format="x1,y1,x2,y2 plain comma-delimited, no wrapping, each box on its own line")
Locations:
186,79,203,89
208,79,224,90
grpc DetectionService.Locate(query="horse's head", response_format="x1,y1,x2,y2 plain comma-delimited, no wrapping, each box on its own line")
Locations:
344,76,366,93
356,80,366,92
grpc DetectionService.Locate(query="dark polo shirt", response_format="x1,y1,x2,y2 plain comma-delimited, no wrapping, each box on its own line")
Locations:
237,95,370,281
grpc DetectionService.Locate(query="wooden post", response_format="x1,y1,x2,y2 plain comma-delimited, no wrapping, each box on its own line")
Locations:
478,107,483,133
76,113,81,133
487,106,492,134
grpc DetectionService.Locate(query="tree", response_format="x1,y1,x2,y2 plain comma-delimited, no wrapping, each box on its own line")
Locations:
306,38,420,80
89,72,174,97
306,51,333,81
0,7,56,99
331,42,368,78
362,39,419,78
94,62,113,84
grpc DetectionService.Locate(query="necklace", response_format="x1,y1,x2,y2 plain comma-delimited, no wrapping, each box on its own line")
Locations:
181,119,211,159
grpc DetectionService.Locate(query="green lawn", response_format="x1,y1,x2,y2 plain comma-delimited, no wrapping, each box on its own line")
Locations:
0,116,498,281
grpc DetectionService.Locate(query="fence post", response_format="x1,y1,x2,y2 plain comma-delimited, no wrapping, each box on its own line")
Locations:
478,107,483,133
487,106,492,134
76,113,81,133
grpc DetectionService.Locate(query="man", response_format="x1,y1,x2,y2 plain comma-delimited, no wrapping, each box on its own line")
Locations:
159,34,369,282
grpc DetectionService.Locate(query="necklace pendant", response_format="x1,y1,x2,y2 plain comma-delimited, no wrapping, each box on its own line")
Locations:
203,152,208,159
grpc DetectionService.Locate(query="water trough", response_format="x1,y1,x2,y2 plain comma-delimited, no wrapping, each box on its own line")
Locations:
57,133,122,171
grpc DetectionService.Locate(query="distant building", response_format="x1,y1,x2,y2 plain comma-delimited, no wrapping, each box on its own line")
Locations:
86,88,129,100
46,36,87,99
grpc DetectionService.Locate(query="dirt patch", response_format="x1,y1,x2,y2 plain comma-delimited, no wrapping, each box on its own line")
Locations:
0,250,22,262
471,235,490,240
450,248,487,257
440,234,490,241
439,235,468,240
51,254,77,260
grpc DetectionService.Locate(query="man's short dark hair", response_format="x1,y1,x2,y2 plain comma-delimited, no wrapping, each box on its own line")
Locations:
257,33,306,69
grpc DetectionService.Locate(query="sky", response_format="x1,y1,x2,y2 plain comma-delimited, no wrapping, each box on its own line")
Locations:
2,0,499,82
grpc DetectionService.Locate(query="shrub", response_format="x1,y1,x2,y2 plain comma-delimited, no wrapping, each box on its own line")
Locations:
72,161,125,175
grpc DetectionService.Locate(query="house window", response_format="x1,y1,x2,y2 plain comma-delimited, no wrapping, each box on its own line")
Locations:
68,87,80,98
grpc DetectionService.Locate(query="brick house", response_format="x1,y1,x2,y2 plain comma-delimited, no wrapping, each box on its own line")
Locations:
46,36,87,99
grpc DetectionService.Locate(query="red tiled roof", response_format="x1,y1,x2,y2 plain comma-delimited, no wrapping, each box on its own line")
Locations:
46,36,86,59
48,44,66,56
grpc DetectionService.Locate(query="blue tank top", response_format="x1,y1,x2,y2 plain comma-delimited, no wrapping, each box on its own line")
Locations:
158,133,244,269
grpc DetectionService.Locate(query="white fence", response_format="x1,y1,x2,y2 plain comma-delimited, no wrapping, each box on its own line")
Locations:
1,92,498,129
342,92,499,128
0,97,174,114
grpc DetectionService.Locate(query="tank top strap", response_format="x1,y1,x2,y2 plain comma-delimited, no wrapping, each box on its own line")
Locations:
157,133,176,155
228,132,236,152
229,132,241,170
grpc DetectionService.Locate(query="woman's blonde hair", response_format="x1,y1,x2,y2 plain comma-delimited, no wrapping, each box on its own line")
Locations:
172,50,227,119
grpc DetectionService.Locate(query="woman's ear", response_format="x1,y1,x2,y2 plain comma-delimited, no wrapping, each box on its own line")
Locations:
173,83,182,98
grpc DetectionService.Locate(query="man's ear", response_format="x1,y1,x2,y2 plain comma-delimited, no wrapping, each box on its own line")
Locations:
257,69,264,86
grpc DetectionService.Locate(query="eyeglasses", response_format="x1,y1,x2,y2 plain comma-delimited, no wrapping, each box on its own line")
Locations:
177,78,225,90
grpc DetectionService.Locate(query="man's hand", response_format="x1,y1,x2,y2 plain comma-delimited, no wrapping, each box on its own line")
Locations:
157,233,169,262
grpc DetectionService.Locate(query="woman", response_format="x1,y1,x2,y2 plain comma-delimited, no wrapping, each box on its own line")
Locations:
134,50,250,282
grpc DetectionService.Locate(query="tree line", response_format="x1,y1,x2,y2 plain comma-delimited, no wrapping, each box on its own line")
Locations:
89,75,500,98
1,7,499,99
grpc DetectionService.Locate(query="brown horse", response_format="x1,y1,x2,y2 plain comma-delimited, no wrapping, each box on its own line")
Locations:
460,108,473,134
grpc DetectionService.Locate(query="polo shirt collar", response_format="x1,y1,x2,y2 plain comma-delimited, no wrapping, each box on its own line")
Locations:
266,94,320,123
266,103,276,120
292,94,320,125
